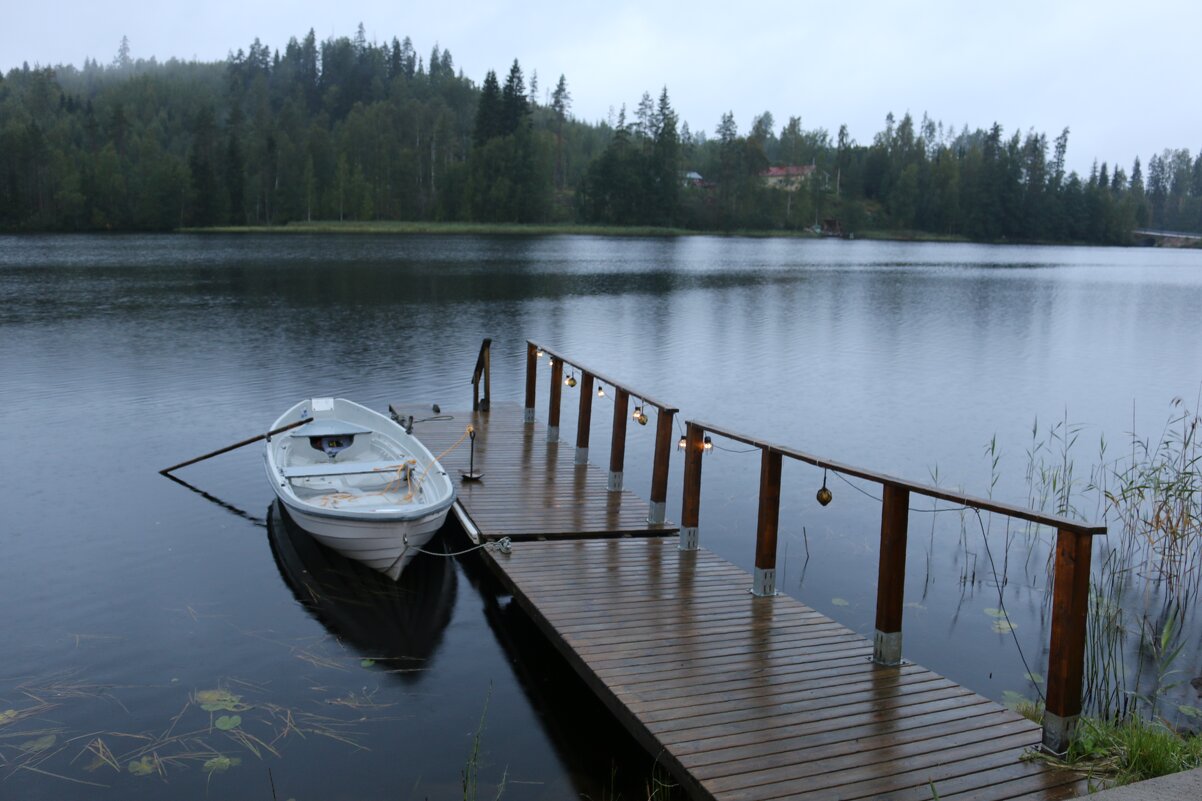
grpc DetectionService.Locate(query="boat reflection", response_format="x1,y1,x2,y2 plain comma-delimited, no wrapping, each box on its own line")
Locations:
266,500,456,682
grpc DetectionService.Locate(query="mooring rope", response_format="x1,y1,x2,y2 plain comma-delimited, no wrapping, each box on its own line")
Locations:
405,536,513,558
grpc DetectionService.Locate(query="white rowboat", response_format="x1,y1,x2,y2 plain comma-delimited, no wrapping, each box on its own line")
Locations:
263,398,456,579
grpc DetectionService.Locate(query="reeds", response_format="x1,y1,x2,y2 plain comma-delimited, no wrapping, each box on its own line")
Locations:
0,673,369,789
1019,399,1202,722
1029,715,1202,789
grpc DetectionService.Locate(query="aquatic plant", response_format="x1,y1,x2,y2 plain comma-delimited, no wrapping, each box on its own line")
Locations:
1030,716,1202,788
462,686,507,801
1013,398,1202,721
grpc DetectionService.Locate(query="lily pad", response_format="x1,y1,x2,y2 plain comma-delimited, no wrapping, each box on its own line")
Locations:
20,734,56,753
203,755,241,774
360,658,376,668
214,715,242,731
984,607,1008,618
1025,672,1045,684
831,598,850,607
992,620,1016,634
196,688,250,712
127,755,158,776
1002,690,1031,709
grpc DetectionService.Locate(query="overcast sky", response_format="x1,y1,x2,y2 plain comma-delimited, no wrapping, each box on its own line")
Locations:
5,1,1198,174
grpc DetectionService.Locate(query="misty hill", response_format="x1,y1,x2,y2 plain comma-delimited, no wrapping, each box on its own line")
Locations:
2,28,1199,240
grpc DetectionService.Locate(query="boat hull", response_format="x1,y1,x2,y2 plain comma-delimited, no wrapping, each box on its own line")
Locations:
275,495,447,579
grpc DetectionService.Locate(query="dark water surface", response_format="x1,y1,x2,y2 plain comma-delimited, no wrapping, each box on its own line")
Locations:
2,233,1200,799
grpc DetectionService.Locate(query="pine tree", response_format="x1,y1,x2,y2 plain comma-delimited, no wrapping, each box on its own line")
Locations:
473,70,502,146
113,36,132,69
500,60,528,136
550,75,571,189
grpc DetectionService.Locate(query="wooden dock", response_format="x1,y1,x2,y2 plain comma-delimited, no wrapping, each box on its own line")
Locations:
401,409,1085,800
392,402,675,540
483,537,1083,801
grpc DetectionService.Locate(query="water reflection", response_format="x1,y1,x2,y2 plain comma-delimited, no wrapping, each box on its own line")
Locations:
4,233,1202,799
266,501,455,681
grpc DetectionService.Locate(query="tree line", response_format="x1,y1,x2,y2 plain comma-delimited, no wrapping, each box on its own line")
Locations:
2,28,1200,241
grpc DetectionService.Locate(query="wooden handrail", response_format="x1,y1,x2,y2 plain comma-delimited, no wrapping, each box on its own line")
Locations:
471,338,492,412
524,341,677,524
681,417,1105,754
689,418,1106,536
527,340,679,414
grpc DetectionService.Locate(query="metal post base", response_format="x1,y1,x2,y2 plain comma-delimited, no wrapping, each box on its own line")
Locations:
647,500,666,525
752,567,777,597
679,527,699,550
873,630,903,666
523,407,535,424
575,446,588,465
607,470,623,492
1041,712,1078,756
547,425,559,443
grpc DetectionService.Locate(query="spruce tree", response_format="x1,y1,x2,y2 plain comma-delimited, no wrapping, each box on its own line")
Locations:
500,60,528,136
473,70,502,146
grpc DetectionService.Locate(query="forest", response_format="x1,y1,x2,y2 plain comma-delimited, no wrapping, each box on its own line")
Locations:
2,27,1201,241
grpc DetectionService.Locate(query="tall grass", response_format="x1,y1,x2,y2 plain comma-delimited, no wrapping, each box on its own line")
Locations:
1036,716,1202,788
1020,399,1202,722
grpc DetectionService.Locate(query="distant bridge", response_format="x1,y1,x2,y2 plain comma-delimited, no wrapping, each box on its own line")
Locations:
1133,228,1202,245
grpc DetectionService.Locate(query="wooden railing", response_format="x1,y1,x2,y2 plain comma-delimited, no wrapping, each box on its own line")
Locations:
524,340,679,524
471,338,492,412
679,419,1105,756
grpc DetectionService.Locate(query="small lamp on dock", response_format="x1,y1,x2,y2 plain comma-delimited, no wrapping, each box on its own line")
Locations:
461,425,483,482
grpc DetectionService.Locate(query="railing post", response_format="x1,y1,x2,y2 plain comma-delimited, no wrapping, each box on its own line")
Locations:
576,372,594,465
873,484,910,666
524,342,537,424
1043,527,1093,754
547,358,563,442
679,422,704,550
481,340,490,412
648,408,675,524
753,447,783,596
608,388,629,491
472,338,492,412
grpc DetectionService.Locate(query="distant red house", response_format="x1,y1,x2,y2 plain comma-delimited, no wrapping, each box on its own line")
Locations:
760,165,816,191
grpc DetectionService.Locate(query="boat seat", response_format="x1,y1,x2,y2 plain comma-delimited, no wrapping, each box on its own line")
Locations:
281,459,411,479
288,420,373,438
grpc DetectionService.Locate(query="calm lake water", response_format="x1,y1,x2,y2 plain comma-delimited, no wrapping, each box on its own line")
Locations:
2,233,1201,799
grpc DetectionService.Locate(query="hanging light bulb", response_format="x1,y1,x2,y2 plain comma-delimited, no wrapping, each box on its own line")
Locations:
677,436,687,450
816,469,833,506
548,357,555,366
632,404,643,421
535,347,544,358
703,435,713,452
566,373,577,388
597,385,606,398
638,411,649,425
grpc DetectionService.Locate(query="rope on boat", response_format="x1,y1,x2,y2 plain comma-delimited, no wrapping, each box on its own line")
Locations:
316,424,474,509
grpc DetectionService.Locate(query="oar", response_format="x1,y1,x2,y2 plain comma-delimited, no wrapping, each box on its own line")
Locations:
159,417,311,475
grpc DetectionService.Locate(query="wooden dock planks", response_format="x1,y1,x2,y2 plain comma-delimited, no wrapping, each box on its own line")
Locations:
484,538,1085,801
392,402,676,540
